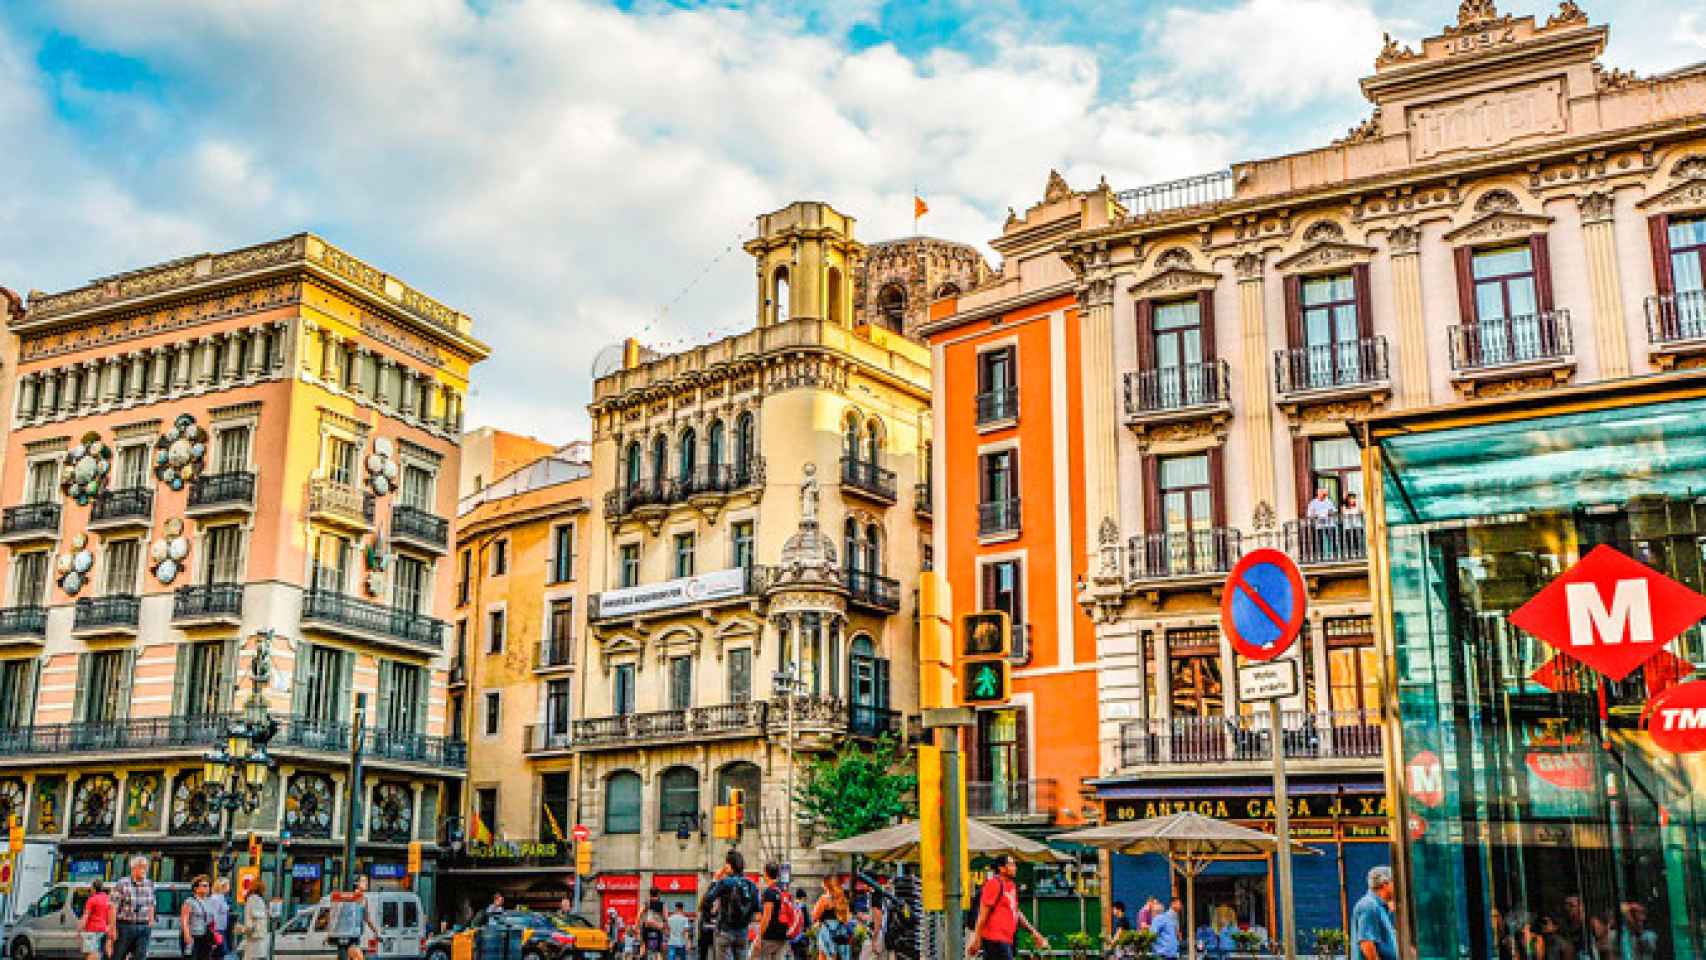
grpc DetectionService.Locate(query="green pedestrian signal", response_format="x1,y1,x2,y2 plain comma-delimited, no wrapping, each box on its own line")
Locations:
972,665,999,698
962,660,1009,705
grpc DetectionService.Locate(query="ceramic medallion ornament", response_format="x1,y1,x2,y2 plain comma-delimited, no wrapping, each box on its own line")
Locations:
60,432,112,506
57,533,95,596
154,413,208,490
365,437,399,497
150,518,192,584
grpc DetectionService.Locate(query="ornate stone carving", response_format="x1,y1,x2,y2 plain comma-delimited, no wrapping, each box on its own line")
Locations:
1076,276,1115,309
1464,373,1568,399
1044,169,1073,202
1252,501,1277,533
1154,248,1195,271
1447,0,1510,34
1444,211,1552,244
1131,268,1219,298
1595,67,1642,92
1375,35,1418,68
1304,221,1346,243
1145,420,1218,443
1275,242,1375,272
1475,189,1521,214
1340,110,1383,143
1577,190,1615,224
1674,156,1706,180
1233,252,1264,280
1097,517,1121,579
1410,82,1565,160
1546,1,1587,28
1388,224,1422,256
1299,399,1379,423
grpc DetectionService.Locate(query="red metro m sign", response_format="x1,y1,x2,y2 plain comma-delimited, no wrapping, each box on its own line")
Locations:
1647,681,1706,754
1509,545,1706,682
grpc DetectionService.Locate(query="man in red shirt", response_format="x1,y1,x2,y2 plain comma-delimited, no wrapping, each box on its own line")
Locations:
968,855,1048,960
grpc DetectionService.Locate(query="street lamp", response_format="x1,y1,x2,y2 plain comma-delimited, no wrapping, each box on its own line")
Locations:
771,666,806,864
204,632,280,876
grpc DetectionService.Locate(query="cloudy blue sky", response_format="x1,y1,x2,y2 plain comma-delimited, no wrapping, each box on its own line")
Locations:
2,0,1702,440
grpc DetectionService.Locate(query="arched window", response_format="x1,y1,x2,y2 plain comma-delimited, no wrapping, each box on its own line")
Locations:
864,523,882,574
844,417,861,463
624,442,642,490
707,420,726,473
678,429,697,485
844,519,860,575
716,762,762,828
877,284,906,331
650,435,667,488
658,766,700,832
735,412,755,473
773,267,791,325
865,422,881,464
604,771,642,835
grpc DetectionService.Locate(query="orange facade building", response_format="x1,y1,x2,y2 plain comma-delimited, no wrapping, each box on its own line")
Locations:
923,174,1122,836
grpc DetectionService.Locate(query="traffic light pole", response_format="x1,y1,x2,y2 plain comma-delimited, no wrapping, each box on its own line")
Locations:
941,727,967,960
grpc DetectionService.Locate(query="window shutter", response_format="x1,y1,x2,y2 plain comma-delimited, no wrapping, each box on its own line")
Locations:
876,658,891,710
116,650,136,721
377,661,396,731
339,651,356,723
1142,455,1163,535
172,643,191,716
222,638,240,712
72,653,90,723
1453,246,1478,324
291,645,311,718
1294,436,1313,518
415,668,430,737
1650,215,1675,297
1136,299,1156,372
24,659,41,725
1530,233,1556,314
1015,706,1031,783
1208,446,1228,528
1283,275,1303,349
1197,289,1218,363
1352,263,1374,340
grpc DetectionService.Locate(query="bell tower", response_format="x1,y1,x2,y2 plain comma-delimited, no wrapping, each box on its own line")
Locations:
744,202,865,329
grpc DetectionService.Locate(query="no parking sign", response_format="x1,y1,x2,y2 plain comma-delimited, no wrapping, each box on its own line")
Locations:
1220,547,1307,662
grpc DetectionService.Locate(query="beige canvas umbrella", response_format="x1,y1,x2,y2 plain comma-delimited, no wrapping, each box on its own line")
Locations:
818,817,1068,863
1057,812,1319,960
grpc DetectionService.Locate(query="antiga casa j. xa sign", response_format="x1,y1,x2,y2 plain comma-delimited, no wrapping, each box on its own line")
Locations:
1646,680,1706,753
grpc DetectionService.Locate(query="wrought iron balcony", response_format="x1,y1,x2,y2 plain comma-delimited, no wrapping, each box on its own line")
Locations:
914,483,932,518
1273,337,1390,396
391,503,450,553
1122,361,1233,423
978,498,1021,538
849,704,902,739
0,502,60,541
89,488,153,527
524,723,574,754
846,569,901,613
967,779,1059,822
0,605,48,639
604,459,766,518
301,589,444,652
572,701,767,749
307,479,375,530
840,456,897,502
1448,310,1573,370
0,713,237,758
1283,517,1368,566
1127,529,1243,582
173,583,245,623
73,595,141,633
449,658,467,687
1646,289,1706,346
538,634,575,670
1115,169,1234,217
1118,709,1383,768
975,388,1019,426
188,471,257,513
272,716,466,769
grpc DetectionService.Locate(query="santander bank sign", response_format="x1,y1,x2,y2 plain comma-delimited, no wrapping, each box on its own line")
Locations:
1510,545,1706,754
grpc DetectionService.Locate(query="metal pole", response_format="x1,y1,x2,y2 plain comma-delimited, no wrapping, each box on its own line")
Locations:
942,729,965,960
1269,699,1296,960
341,693,368,890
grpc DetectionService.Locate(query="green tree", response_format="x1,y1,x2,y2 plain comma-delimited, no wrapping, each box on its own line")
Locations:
795,735,916,840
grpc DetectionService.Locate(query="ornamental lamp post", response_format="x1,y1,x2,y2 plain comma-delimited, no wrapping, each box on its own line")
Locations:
204,631,281,877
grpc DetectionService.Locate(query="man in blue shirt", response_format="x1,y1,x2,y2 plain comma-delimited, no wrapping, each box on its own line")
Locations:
1351,867,1398,960
1149,897,1182,960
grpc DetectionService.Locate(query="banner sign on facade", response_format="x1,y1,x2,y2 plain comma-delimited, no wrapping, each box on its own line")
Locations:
595,568,747,618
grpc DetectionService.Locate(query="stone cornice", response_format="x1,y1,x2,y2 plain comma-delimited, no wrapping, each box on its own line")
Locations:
1442,209,1554,244
1129,267,1219,299
1274,241,1379,273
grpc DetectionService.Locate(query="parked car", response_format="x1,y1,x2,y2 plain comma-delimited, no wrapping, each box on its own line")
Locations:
8,882,192,960
423,911,606,960
273,892,427,960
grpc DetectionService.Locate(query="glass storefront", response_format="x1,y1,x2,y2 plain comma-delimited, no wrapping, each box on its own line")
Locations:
1373,391,1706,960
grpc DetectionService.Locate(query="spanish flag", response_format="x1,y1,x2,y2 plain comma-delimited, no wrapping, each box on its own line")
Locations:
542,803,567,843
470,809,493,845
914,196,929,219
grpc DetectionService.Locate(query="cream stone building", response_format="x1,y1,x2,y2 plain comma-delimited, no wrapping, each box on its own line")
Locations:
1061,0,1706,939
572,202,981,915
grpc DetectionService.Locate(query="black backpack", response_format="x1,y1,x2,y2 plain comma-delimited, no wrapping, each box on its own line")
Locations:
719,878,760,930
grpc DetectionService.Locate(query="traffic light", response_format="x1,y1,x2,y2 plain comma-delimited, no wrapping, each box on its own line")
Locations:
958,611,1011,705
728,788,747,838
575,841,592,875
712,805,737,840
247,833,262,865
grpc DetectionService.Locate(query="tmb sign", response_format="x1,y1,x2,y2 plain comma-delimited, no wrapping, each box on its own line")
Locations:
1646,681,1706,754
1509,545,1706,682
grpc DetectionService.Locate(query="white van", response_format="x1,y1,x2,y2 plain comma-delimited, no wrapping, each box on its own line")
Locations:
7,882,192,960
273,892,426,960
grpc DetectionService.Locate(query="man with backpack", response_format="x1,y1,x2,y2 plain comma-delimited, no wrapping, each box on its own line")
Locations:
705,850,761,960
755,863,797,960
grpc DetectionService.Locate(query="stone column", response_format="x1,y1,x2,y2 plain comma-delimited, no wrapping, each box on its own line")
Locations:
14,373,34,420
57,370,75,417
223,331,244,381
173,343,194,390
348,347,368,395
322,334,341,388
127,352,146,402
81,361,101,411
150,347,171,396
1236,253,1277,514
1579,190,1632,378
270,321,290,375
1077,273,1121,561
400,369,418,418
1388,225,1430,407
375,358,393,408
196,336,218,386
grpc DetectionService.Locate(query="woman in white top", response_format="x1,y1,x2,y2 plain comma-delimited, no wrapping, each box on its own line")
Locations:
240,880,272,960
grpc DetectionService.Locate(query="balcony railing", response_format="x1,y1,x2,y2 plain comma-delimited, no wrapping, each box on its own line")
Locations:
274,716,467,769
573,701,767,746
967,779,1059,820
1118,710,1384,767
1123,361,1232,417
914,483,932,518
0,713,237,758
73,595,141,632
188,471,257,511
0,502,60,538
976,388,1019,425
849,704,902,739
391,504,450,550
90,488,153,525
846,569,901,613
0,606,48,638
1283,517,1368,565
449,659,467,687
173,583,245,621
539,634,575,669
1128,529,1243,581
525,723,574,753
605,458,766,518
301,589,444,651
307,479,375,527
1646,289,1706,345
1273,338,1389,395
979,498,1021,537
1115,170,1235,217
840,457,897,502
1448,310,1573,370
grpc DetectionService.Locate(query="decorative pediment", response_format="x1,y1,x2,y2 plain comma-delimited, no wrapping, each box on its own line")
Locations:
1443,211,1553,244
713,617,764,660
1275,241,1377,273
597,633,646,673
1130,267,1219,298
1637,178,1706,215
